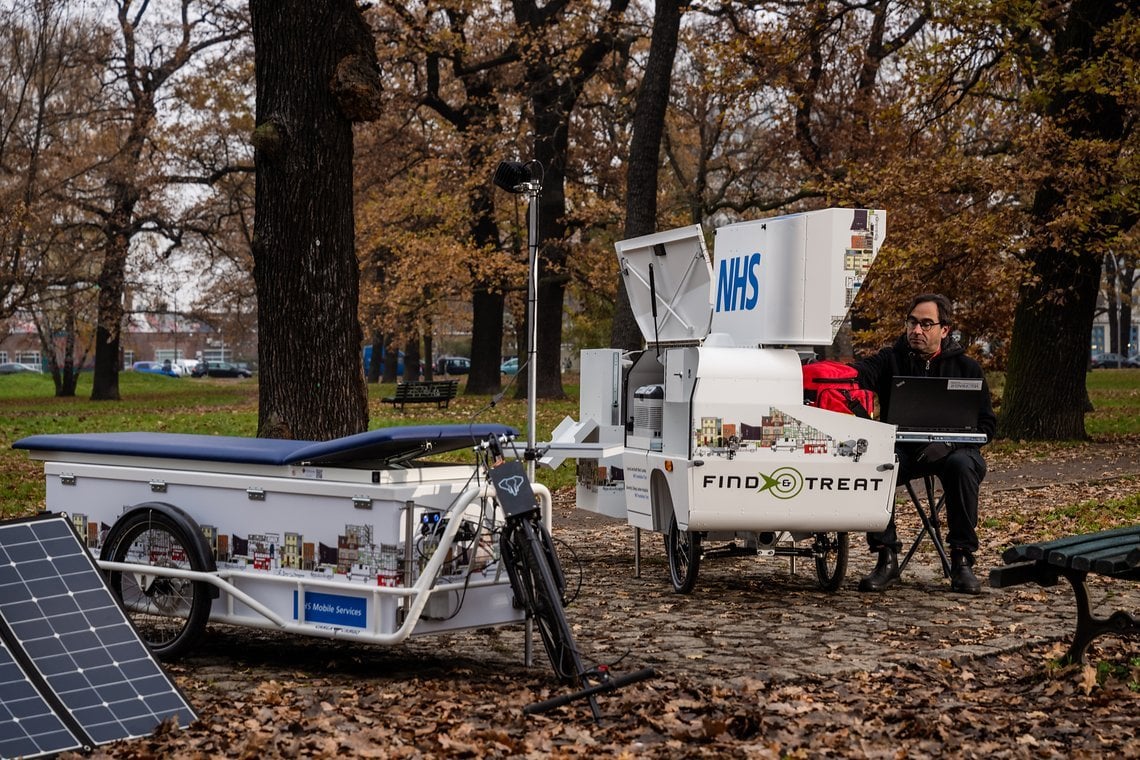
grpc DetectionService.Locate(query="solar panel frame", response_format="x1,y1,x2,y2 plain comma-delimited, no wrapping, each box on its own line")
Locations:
0,514,197,753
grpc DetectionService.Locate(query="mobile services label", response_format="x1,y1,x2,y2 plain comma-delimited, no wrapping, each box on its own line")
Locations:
294,590,367,628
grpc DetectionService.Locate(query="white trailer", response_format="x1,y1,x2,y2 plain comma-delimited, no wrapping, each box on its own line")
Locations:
544,208,900,592
14,425,546,658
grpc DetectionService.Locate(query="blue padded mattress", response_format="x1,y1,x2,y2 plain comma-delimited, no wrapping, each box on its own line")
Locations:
13,424,518,467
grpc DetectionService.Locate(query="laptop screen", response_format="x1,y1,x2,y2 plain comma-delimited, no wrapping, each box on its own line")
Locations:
885,376,984,432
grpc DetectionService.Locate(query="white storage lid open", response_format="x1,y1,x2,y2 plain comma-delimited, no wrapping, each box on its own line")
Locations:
616,225,714,347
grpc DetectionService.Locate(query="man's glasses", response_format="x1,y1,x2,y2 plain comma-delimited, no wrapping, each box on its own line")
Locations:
905,317,942,331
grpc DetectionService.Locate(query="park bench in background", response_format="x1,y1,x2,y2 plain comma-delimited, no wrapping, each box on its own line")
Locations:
381,379,459,410
989,525,1140,665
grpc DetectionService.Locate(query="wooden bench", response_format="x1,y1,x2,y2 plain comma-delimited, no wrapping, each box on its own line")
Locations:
381,380,459,410
989,525,1140,665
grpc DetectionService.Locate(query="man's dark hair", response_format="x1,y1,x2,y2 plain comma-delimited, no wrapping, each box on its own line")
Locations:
908,293,953,327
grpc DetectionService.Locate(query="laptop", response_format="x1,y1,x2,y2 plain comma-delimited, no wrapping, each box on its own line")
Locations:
886,376,986,441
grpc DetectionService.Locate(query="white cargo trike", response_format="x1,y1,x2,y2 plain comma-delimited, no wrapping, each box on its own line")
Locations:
543,208,900,592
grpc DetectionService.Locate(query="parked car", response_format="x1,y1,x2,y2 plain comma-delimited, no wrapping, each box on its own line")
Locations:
0,362,41,374
175,358,201,375
500,357,519,375
131,361,178,377
435,356,471,375
1090,352,1140,369
192,360,252,378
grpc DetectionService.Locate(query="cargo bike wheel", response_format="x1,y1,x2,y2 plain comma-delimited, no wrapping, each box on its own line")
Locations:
665,513,702,594
812,531,849,592
101,506,212,659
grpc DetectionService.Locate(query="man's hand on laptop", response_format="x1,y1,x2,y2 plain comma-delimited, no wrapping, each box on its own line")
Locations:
917,442,954,463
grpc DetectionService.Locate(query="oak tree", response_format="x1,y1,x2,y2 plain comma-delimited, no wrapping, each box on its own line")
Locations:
250,0,382,439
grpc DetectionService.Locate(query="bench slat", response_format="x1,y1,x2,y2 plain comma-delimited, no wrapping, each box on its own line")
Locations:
1002,524,1140,564
988,561,1060,589
1046,534,1140,570
1091,548,1140,576
1067,546,1138,572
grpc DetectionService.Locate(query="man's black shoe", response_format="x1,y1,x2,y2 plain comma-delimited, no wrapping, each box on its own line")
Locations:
858,549,900,592
950,561,982,595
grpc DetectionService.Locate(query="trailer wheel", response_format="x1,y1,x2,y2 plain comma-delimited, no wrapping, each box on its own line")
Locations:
104,509,211,659
665,513,701,594
813,531,849,592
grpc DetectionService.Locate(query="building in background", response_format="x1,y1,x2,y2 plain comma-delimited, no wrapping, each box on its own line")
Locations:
0,309,256,371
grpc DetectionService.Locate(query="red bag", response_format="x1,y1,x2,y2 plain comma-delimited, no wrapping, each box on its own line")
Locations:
802,360,874,419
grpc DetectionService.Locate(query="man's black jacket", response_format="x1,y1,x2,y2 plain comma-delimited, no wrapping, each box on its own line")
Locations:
852,334,997,443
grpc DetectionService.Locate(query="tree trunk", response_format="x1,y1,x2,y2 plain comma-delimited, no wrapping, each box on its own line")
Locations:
466,182,506,395
514,0,630,400
1104,253,1121,354
998,0,1135,440
612,0,686,352
998,230,1101,439
367,331,383,383
382,337,399,383
422,329,434,381
91,218,132,401
404,334,421,382
250,0,378,440
1120,262,1137,356
532,105,570,400
468,287,505,392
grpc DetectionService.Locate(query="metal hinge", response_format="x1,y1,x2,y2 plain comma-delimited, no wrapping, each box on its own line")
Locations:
246,487,266,501
149,480,167,493
352,496,373,510
59,473,76,486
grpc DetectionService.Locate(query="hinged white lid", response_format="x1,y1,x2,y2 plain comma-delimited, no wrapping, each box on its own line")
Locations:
616,225,714,346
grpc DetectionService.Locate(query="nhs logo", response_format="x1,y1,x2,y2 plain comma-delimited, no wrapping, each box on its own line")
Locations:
715,252,761,312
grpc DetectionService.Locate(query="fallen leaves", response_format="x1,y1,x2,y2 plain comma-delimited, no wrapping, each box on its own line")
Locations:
55,440,1140,759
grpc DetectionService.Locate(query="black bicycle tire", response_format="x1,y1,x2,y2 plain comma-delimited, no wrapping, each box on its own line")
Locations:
501,518,582,683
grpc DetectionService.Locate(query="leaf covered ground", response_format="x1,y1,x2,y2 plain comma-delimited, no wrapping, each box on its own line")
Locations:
62,440,1140,758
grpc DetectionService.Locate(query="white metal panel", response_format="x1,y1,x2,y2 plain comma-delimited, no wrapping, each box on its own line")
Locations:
710,208,886,346
688,346,805,407
40,459,523,638
684,403,898,531
620,451,655,530
616,226,713,346
578,349,624,426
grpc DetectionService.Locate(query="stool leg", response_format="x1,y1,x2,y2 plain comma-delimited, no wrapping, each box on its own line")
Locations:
898,478,952,578
924,477,952,578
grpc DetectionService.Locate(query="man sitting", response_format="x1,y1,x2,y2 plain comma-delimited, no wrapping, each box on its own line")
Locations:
852,293,996,594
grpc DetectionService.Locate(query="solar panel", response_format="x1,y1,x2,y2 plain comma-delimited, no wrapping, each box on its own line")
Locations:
0,636,83,759
0,515,196,757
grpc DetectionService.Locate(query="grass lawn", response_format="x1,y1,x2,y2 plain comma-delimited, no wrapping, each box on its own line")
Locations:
1,368,1137,520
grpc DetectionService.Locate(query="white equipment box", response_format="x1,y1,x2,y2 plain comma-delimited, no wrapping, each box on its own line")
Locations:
545,208,899,592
